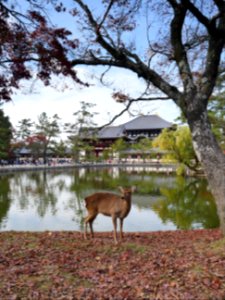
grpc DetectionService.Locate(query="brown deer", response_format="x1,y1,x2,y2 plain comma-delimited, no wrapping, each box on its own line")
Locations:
84,186,136,244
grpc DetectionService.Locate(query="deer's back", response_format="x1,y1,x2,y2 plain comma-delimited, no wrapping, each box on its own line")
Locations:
85,192,128,216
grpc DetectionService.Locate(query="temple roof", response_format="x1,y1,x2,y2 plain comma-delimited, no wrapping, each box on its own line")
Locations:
98,115,172,139
98,126,125,138
78,115,172,140
121,115,172,130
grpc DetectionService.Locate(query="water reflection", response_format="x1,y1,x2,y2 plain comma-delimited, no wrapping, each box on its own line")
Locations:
152,176,219,229
0,174,13,228
0,167,219,231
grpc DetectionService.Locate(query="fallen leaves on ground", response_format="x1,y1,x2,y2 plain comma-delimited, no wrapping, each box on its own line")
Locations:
0,229,225,299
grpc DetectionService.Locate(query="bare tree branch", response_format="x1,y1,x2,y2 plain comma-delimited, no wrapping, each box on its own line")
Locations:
99,96,170,129
170,2,196,95
73,0,182,104
180,0,211,30
213,0,225,11
100,65,112,86
98,0,115,31
99,101,133,129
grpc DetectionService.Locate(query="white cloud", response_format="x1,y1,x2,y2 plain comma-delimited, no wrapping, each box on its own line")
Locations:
2,67,180,131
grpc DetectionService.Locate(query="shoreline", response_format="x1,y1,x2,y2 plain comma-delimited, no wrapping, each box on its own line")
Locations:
0,161,180,174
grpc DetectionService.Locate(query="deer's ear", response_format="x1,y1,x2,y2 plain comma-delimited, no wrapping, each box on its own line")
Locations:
118,186,124,193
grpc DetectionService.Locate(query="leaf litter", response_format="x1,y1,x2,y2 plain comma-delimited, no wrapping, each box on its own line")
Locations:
0,229,224,299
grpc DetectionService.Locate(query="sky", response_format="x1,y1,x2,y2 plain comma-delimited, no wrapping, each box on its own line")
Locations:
2,1,181,132
2,66,180,130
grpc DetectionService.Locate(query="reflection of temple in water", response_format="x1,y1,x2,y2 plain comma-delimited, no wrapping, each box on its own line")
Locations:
78,168,86,178
109,167,119,178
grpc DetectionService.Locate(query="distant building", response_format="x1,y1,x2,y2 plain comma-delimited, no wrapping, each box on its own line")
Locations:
81,115,173,157
99,114,172,140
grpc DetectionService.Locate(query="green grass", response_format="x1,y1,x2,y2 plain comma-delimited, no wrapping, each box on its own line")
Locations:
210,237,225,253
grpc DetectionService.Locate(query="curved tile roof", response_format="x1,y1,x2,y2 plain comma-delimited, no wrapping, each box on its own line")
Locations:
99,125,125,138
98,115,172,139
122,115,172,130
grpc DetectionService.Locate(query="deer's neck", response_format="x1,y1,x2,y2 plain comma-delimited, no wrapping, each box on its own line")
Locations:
121,197,132,216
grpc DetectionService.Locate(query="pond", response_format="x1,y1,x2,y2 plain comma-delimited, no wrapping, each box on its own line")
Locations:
0,166,219,232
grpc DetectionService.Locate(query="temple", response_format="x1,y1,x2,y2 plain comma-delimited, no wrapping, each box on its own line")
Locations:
80,115,173,157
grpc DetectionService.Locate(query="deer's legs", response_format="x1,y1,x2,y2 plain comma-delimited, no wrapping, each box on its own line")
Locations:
112,215,118,244
89,217,96,238
84,214,97,239
119,218,124,240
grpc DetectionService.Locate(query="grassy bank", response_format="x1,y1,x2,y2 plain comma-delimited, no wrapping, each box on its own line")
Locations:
0,229,224,299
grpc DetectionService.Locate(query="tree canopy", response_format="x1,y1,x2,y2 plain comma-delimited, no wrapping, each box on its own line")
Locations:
0,108,12,159
15,112,61,163
153,126,200,174
0,0,81,101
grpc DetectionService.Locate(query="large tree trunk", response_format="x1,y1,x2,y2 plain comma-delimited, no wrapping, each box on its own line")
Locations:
188,111,225,234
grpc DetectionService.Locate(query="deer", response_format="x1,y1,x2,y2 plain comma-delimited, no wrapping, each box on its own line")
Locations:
84,186,136,244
